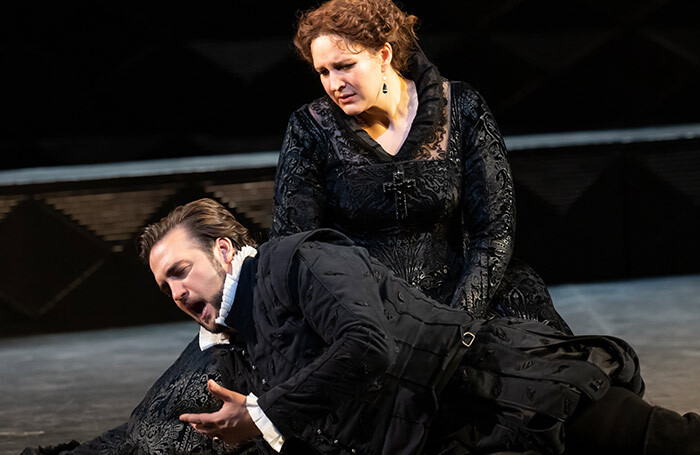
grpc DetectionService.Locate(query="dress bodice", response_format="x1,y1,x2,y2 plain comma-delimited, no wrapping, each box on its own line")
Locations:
298,83,464,302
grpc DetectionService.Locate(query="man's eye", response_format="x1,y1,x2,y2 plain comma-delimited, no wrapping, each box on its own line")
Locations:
342,63,354,70
169,266,189,279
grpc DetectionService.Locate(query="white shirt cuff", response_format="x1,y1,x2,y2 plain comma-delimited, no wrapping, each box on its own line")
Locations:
246,393,285,452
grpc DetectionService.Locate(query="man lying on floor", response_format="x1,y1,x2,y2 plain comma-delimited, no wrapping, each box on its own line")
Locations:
140,198,699,455
25,197,699,455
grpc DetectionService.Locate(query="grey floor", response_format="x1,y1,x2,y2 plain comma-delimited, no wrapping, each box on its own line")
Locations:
1,274,700,455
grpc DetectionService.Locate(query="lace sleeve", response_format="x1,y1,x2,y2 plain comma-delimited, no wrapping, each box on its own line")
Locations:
450,85,515,316
270,109,328,238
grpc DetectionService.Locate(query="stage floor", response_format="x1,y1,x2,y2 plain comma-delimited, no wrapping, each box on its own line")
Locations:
2,274,700,454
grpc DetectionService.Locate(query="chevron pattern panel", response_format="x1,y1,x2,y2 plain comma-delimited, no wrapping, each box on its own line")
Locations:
511,140,700,284
0,171,275,337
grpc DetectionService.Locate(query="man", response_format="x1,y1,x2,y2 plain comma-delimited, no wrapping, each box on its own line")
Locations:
140,198,699,455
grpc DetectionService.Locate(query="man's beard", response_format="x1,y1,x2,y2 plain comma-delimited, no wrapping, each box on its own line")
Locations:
205,267,228,334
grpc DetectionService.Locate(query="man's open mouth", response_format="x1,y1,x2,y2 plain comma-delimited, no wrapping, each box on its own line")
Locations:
186,300,206,318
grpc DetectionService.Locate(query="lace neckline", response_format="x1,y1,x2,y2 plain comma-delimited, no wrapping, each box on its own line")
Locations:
374,79,418,155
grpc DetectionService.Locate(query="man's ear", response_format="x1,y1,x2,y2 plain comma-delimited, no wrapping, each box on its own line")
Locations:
215,237,235,264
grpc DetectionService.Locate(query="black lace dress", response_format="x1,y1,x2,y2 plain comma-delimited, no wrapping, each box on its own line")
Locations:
21,337,264,455
271,52,570,334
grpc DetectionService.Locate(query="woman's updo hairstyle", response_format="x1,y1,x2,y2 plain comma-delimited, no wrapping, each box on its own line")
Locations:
294,0,420,75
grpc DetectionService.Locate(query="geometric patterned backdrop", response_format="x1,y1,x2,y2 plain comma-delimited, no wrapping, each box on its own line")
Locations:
1,133,698,337
512,137,700,283
0,168,276,337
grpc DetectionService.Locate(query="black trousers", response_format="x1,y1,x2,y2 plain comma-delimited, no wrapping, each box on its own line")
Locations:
565,386,700,455
427,384,700,455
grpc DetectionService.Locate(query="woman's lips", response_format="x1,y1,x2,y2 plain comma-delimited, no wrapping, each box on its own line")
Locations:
338,93,354,103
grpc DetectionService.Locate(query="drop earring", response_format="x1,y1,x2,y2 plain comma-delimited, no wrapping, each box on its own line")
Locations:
382,75,388,94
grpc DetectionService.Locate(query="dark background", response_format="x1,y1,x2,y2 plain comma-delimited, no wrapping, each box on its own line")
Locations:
3,0,699,169
1,0,699,336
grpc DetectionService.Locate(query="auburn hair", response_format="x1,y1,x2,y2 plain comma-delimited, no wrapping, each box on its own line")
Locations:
294,0,420,74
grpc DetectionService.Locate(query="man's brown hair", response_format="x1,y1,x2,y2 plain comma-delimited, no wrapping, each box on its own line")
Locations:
138,198,256,265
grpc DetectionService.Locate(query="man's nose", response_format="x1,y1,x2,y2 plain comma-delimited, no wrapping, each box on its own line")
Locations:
171,282,187,303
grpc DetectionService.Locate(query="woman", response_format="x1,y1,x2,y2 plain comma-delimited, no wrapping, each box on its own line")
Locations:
271,0,571,333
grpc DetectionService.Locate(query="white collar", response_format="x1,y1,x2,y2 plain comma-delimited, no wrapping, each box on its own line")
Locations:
198,245,257,351
198,326,230,351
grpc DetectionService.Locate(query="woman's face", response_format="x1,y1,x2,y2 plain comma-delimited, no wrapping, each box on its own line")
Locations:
310,34,386,117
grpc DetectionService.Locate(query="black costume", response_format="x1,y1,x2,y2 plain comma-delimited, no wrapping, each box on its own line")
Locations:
220,229,644,455
271,52,570,333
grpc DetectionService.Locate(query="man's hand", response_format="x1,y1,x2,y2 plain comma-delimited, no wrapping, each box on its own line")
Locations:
180,379,261,444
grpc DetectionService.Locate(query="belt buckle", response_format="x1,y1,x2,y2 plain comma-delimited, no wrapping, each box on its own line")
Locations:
462,331,475,347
